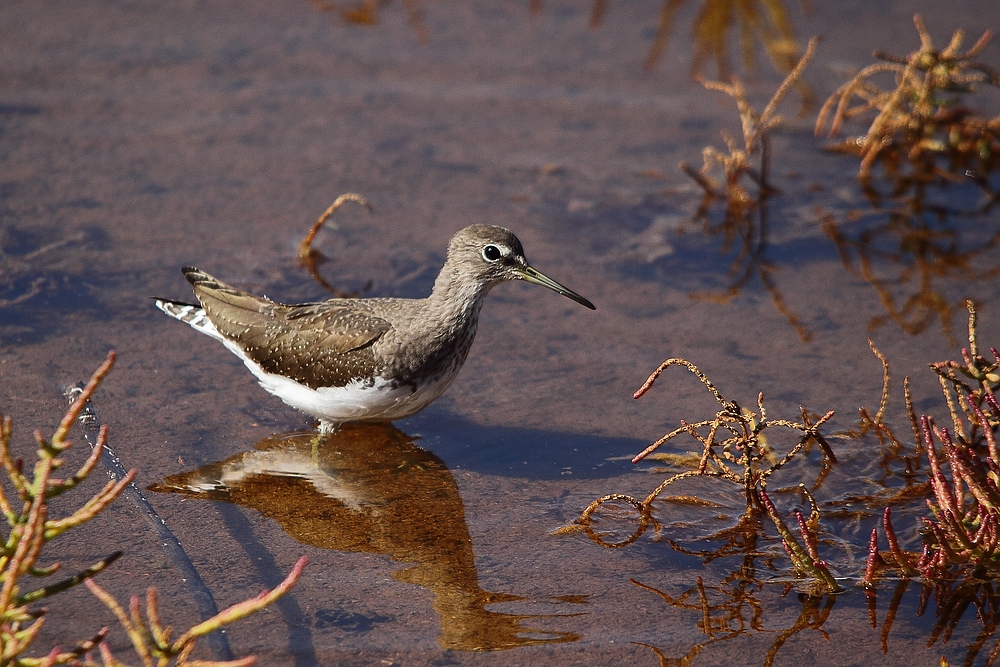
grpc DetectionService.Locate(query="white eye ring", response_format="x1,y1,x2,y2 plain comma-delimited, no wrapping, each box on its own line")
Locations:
482,244,503,262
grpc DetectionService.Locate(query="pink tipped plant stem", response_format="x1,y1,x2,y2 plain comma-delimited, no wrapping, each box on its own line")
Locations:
882,507,919,576
863,527,881,589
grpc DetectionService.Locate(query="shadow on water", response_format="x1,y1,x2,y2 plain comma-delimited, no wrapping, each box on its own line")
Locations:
150,423,586,652
0,225,115,342
401,411,647,479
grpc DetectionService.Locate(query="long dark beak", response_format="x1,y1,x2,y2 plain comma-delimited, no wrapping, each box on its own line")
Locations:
515,265,596,310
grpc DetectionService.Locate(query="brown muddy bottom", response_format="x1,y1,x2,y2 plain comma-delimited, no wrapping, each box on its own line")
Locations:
2,1,1000,665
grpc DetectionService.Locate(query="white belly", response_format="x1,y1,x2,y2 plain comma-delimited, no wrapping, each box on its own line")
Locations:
217,335,452,424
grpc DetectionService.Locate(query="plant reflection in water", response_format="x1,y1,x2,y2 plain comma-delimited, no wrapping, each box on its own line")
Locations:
150,423,582,652
576,500,842,666
817,16,1000,343
865,579,1000,667
821,179,1000,344
593,507,1000,666
676,38,818,341
313,0,810,84
633,570,836,667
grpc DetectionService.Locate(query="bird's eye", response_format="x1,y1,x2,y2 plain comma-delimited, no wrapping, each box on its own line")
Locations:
482,244,503,262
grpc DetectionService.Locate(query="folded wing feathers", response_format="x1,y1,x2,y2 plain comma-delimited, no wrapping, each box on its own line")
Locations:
177,268,392,387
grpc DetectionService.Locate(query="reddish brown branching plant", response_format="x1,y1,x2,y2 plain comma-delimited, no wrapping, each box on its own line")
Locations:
299,193,373,297
928,300,1000,439
683,36,817,206
0,352,132,666
575,357,839,592
759,487,841,593
865,302,1000,586
309,0,429,42
83,557,307,667
846,339,926,491
816,19,1000,341
0,353,309,667
680,37,818,341
816,14,1000,185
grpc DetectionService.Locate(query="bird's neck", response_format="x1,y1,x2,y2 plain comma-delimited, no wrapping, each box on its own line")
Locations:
424,262,493,333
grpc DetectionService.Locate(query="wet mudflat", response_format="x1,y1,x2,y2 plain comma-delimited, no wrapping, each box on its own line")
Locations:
2,1,1000,665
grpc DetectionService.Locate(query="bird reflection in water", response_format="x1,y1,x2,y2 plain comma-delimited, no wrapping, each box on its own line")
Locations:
150,422,582,651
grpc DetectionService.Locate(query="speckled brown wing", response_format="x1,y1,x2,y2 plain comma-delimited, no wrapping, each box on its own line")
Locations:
185,268,391,389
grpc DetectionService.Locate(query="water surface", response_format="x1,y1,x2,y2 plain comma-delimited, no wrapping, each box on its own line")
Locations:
3,1,1000,665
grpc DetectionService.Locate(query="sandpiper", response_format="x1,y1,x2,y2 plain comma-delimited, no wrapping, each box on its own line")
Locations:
155,224,595,431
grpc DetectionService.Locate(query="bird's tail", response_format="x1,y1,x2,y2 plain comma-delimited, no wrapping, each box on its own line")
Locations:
152,297,224,342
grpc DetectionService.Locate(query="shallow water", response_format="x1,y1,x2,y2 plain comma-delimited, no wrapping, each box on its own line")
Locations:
3,1,1000,665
